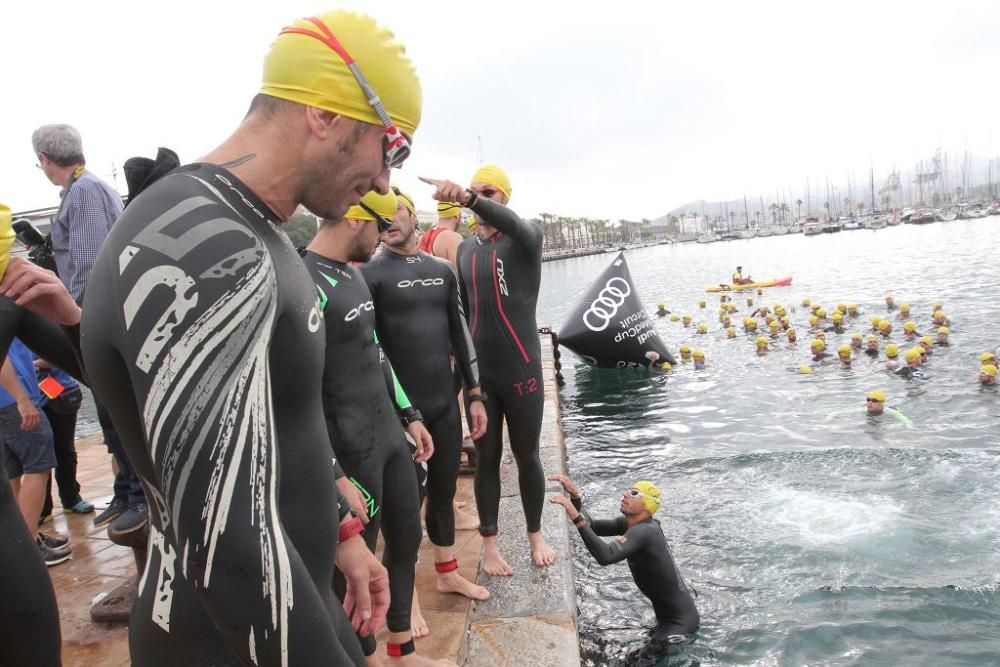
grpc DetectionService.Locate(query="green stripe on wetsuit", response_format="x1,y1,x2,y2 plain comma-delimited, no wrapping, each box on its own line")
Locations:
374,329,412,409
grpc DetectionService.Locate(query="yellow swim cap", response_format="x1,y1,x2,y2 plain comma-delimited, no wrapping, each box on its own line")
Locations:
937,326,949,335
800,365,812,374
867,389,885,402
393,187,415,215
838,344,851,355
852,332,862,340
817,308,827,318
697,323,708,333
660,362,672,371
471,164,512,199
885,343,899,358
903,321,916,332
981,352,997,363
727,327,737,337
437,201,462,218
900,303,911,313
693,349,705,358
832,311,843,321
261,11,422,135
345,189,398,221
0,204,13,280
982,364,999,377
848,303,858,312
756,336,768,347
699,300,706,307
920,336,933,345
871,315,881,325
878,320,891,330
769,320,780,330
683,314,692,322
932,301,942,311
787,328,797,337
933,310,946,320
670,314,679,322
808,315,818,326
837,303,846,313
679,344,691,353
631,481,661,514
811,339,825,349
904,348,920,362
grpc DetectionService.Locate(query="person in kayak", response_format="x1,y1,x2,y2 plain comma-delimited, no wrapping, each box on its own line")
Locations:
549,474,700,643
731,266,752,285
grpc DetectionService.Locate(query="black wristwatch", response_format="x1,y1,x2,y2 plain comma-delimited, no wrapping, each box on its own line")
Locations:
468,393,487,404
400,409,423,427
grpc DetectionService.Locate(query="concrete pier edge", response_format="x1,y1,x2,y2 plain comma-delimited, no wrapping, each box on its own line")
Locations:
457,333,582,666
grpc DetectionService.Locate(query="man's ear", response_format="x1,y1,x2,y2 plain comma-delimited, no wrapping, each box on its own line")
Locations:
304,107,345,139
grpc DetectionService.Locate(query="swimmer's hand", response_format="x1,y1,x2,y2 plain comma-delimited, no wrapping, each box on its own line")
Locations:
468,399,488,440
337,535,390,637
548,474,582,500
336,476,370,524
0,258,82,325
407,421,434,463
549,494,580,520
419,176,473,206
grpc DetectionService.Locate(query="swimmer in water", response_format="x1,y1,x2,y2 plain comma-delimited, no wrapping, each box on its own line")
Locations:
756,336,768,356
746,297,754,308
801,298,811,308
830,311,844,332
897,303,911,321
865,335,879,357
768,320,781,338
810,339,828,362
864,390,913,426
656,304,669,318
721,314,732,328
885,295,896,310
682,315,692,328
884,343,901,370
698,299,706,310
871,315,882,333
933,310,951,327
848,303,858,317
815,307,827,321
980,365,997,386
920,336,934,355
936,327,950,346
895,348,925,379
549,475,700,647
837,344,852,368
903,321,919,340
692,350,706,369
786,328,798,345
679,345,692,362
878,319,893,338
850,332,863,350
981,352,997,368
726,327,737,338
696,323,708,335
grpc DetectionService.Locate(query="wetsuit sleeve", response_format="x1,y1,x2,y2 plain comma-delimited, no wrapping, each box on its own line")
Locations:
467,197,542,255
572,498,628,537
15,310,86,384
446,270,479,390
577,520,649,566
376,330,419,420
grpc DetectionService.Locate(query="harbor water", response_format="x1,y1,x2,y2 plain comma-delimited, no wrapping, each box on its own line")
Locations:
537,218,1000,665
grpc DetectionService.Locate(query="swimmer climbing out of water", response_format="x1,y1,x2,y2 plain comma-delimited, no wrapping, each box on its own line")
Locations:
548,474,700,643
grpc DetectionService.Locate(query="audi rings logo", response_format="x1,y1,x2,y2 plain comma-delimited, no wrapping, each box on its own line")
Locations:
582,277,631,332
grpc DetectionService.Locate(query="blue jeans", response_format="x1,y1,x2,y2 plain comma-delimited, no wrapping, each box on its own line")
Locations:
94,396,145,506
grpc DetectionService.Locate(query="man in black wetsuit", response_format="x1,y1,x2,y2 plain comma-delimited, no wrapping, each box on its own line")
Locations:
44,11,423,666
420,166,556,576
550,474,700,644
303,189,452,666
362,188,490,604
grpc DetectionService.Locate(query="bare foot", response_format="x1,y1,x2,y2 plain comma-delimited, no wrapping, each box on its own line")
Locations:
528,532,556,567
454,505,480,531
482,541,514,577
410,590,429,638
365,655,383,667
436,570,490,600
453,500,467,509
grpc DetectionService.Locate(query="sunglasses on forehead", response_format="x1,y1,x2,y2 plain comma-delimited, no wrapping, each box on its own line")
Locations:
281,17,412,170
359,202,392,233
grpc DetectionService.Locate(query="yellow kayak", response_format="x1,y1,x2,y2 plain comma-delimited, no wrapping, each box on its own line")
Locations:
705,276,793,293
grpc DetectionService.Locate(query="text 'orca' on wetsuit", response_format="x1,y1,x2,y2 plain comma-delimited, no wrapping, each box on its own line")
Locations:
456,197,545,536
81,164,364,666
302,250,421,647
574,498,700,638
362,249,479,547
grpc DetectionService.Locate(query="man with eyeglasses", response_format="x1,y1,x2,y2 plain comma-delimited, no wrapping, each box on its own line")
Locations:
76,10,420,666
303,189,451,665
549,474,700,647
420,166,556,577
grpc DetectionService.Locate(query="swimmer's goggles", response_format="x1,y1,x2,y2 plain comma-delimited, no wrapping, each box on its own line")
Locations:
359,202,393,233
280,18,412,170
625,488,657,502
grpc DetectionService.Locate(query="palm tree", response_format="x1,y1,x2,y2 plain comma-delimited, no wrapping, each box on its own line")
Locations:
779,202,789,224
795,199,803,221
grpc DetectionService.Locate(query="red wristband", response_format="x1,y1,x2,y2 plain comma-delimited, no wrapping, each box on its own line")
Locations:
338,516,364,543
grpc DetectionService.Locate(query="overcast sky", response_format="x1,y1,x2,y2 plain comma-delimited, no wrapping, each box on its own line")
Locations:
4,0,998,220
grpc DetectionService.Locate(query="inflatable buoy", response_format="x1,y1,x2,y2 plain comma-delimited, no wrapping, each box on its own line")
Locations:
559,253,676,368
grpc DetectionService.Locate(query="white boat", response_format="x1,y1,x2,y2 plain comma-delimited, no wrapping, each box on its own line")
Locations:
842,218,864,230
822,220,843,233
696,233,717,244
864,216,887,230
937,211,958,222
907,208,937,224
737,229,757,239
802,217,823,236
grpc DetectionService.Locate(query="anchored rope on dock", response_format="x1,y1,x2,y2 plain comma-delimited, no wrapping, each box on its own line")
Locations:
538,327,565,386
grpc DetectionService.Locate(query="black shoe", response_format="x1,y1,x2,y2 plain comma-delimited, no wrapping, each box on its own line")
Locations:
93,497,127,528
39,532,70,550
109,502,147,536
37,536,72,566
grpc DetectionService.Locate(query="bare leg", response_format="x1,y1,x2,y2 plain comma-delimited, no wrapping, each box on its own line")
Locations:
386,630,456,666
410,587,429,638
433,545,489,600
528,530,556,567
14,472,48,540
481,534,513,577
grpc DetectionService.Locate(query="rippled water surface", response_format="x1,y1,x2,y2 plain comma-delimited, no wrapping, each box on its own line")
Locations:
537,219,1000,666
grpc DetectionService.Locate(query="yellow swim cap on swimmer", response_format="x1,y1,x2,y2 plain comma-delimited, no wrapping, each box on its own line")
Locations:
787,328,797,337
879,319,891,330
437,201,462,218
261,11,422,135
658,303,666,309
471,164,512,199
727,327,737,337
838,344,851,355
683,314,692,321
903,321,917,332
756,336,768,347
900,303,911,313
769,321,780,330
920,336,933,345
670,314,679,322
697,323,708,333
631,481,661,514
848,303,858,313
932,301,942,311
832,311,843,322
808,315,818,327
933,310,946,320
660,362,672,371
816,308,827,318
885,343,899,358
345,189,398,221
837,303,846,313
699,300,706,307
981,352,997,363
904,348,920,362
938,326,949,335
679,344,691,353
0,204,13,280
867,389,885,402
800,365,812,374
982,364,999,377
811,339,825,349
852,332,862,340
693,349,705,358
393,187,415,215
802,298,811,307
